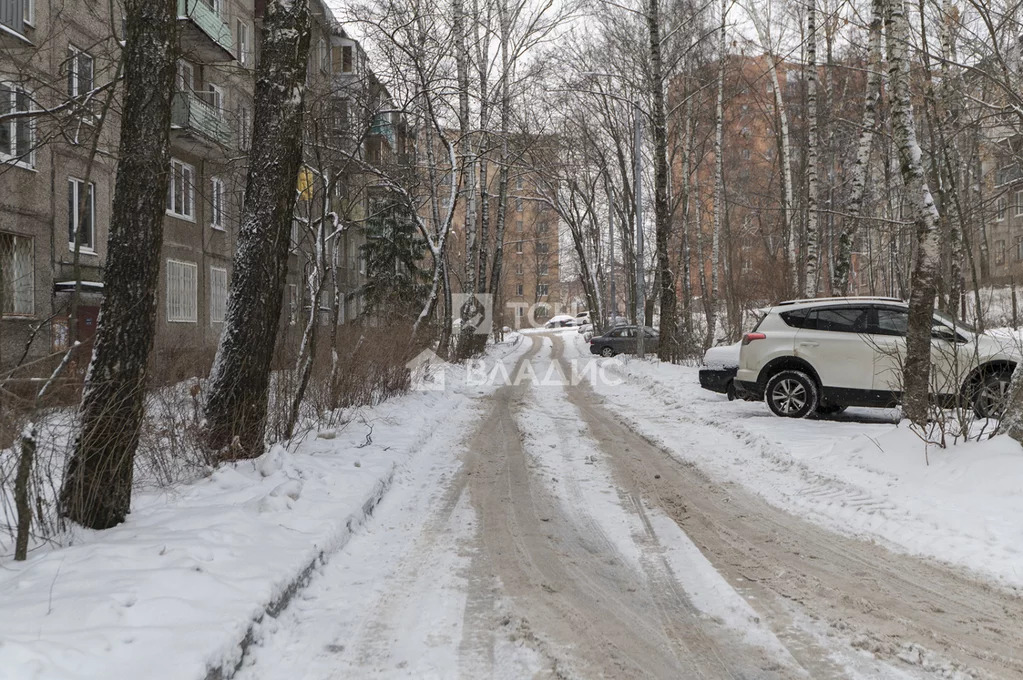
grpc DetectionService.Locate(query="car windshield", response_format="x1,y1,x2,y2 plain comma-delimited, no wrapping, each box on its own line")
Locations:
933,309,978,335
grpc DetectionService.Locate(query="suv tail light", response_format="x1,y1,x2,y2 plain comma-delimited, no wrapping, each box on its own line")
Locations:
742,332,766,346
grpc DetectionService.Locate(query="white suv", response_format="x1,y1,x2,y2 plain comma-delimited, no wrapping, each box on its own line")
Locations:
735,297,1020,418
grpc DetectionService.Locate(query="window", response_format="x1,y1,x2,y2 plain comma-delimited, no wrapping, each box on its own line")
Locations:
538,263,549,276
535,305,549,319
805,306,869,333
210,176,225,229
177,60,194,92
236,20,250,66
537,221,549,234
515,240,523,254
318,39,329,72
516,197,523,212
1016,191,1023,217
997,197,1007,221
167,158,195,219
0,82,34,167
516,220,523,232
516,284,523,296
67,46,95,113
537,283,549,296
1,0,26,34
516,175,523,190
996,239,1007,265
208,84,224,117
342,45,354,73
210,266,228,323
515,262,523,275
537,242,549,254
873,307,909,336
741,148,751,160
68,178,95,251
23,0,33,25
239,105,251,150
166,259,198,322
1017,235,1023,262
0,232,33,316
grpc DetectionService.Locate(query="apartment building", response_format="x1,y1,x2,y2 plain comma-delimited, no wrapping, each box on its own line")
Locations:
0,0,396,372
446,159,562,330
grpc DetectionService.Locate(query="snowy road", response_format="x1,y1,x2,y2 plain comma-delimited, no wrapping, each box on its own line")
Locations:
236,334,1023,680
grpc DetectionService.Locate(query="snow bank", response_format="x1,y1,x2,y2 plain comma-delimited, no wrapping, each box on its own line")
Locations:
0,336,528,680
565,334,1023,592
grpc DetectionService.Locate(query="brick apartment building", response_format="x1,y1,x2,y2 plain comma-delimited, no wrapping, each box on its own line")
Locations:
0,0,399,371
445,160,562,330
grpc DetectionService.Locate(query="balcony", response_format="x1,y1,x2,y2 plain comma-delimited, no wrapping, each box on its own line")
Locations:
171,92,233,148
177,0,234,63
369,113,396,148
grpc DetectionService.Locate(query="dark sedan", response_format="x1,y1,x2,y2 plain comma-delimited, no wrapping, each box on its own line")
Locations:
588,326,659,357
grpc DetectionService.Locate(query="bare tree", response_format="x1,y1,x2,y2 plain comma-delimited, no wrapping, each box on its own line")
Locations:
203,0,313,458
59,0,178,528
885,0,941,426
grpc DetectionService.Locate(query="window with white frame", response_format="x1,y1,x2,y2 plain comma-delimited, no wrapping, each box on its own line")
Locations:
516,284,523,296
319,39,329,72
208,83,224,117
515,240,523,254
537,241,549,254
236,20,250,66
0,82,34,167
515,262,523,275
68,178,95,251
516,197,523,212
1015,190,1023,217
0,232,33,316
67,46,95,111
516,219,523,232
210,176,225,229
538,263,549,276
997,196,1007,221
209,266,228,323
537,283,549,296
166,259,197,322
167,158,195,219
177,60,194,92
24,0,34,25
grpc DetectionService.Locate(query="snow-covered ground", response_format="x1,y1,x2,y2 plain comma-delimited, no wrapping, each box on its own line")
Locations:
565,334,1023,591
3,329,1021,680
0,336,530,680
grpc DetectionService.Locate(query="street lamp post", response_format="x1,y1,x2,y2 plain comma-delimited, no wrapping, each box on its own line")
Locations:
634,99,646,359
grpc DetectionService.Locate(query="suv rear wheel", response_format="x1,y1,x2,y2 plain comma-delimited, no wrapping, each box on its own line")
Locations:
765,370,819,418
972,372,1011,419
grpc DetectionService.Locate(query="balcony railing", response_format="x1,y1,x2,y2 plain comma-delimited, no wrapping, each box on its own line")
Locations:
177,0,234,59
171,92,232,147
369,114,396,147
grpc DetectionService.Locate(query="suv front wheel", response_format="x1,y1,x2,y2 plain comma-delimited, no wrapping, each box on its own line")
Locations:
765,370,819,418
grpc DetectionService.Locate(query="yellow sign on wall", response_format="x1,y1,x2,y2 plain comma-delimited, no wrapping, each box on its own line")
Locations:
297,167,314,200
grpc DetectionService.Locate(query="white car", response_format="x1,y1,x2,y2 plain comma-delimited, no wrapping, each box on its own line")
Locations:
545,314,577,328
734,297,1020,418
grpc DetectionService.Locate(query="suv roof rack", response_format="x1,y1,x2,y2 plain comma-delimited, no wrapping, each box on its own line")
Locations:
776,296,904,306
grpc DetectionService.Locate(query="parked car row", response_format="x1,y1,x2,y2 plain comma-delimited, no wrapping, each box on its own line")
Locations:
698,296,1019,419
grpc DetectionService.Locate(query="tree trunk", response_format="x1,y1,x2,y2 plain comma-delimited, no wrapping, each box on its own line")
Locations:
647,0,676,362
886,0,941,426
59,0,178,529
203,0,312,458
834,0,882,294
709,0,726,348
804,0,820,297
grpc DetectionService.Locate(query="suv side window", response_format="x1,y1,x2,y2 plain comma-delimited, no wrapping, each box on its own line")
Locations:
807,307,870,333
779,309,811,328
873,307,909,336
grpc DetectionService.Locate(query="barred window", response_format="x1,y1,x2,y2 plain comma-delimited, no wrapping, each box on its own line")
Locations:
0,232,33,316
166,259,197,322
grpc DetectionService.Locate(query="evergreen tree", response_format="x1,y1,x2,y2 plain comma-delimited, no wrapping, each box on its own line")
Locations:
361,205,430,319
